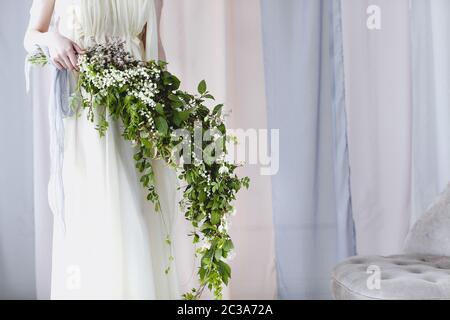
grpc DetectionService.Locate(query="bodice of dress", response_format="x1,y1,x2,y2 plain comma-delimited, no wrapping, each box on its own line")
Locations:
55,0,158,61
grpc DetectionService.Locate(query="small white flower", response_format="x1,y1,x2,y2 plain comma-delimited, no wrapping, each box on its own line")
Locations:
225,250,236,262
218,166,229,175
200,241,211,251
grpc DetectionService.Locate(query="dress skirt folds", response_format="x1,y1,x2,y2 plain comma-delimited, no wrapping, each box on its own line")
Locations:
47,0,180,299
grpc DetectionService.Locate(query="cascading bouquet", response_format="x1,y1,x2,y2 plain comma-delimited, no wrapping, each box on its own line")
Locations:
28,42,249,300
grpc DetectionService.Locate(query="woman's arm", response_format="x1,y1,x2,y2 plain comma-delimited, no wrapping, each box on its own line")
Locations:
140,0,166,61
24,0,84,70
155,0,166,61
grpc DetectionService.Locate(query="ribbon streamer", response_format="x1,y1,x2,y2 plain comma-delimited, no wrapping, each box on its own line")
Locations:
26,47,74,232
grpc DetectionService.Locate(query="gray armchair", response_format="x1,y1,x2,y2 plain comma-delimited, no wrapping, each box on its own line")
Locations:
332,183,450,300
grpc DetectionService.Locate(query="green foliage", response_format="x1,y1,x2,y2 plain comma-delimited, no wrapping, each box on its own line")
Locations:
198,80,207,95
28,42,249,300
27,47,49,66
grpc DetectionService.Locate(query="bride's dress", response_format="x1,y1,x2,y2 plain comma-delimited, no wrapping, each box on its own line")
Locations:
49,0,180,299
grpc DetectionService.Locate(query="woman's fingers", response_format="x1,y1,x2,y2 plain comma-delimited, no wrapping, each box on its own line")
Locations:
72,42,85,55
50,41,85,71
60,53,75,70
54,62,64,71
46,33,85,71
67,48,79,71
52,58,65,70
54,55,68,70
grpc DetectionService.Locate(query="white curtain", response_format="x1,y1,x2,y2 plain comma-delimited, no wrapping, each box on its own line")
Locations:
341,0,450,255
0,0,35,299
410,0,450,224
341,0,413,255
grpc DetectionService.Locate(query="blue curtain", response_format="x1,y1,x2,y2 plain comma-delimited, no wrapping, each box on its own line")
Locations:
261,0,356,299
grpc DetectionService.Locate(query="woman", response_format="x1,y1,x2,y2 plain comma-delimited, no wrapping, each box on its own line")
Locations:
24,0,180,299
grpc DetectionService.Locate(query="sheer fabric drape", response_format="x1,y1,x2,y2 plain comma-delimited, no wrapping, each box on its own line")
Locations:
261,0,356,299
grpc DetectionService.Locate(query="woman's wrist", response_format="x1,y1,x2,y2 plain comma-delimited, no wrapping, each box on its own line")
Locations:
41,30,60,48
24,29,55,52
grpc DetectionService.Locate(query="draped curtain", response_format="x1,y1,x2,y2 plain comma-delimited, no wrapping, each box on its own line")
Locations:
410,0,450,224
341,0,413,255
260,0,450,298
340,0,450,255
260,0,356,299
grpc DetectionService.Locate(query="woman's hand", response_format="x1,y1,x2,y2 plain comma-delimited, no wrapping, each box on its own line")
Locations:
24,0,85,71
47,32,85,71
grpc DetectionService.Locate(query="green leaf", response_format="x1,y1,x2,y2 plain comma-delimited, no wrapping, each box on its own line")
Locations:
182,292,196,300
214,249,223,261
193,233,200,244
154,201,161,212
217,260,231,285
155,103,165,115
178,110,192,122
198,190,207,203
155,116,169,136
200,222,214,232
199,266,207,281
142,138,152,150
140,175,150,187
210,211,221,225
201,256,211,268
171,100,184,109
223,239,234,252
218,123,226,135
213,104,223,116
198,80,207,95
162,72,180,88
168,94,181,102
173,110,191,127
133,152,143,161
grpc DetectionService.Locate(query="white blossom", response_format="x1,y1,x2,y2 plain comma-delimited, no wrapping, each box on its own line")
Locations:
225,250,236,262
218,165,229,175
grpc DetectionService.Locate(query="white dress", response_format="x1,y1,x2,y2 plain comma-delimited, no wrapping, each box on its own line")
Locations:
49,0,181,299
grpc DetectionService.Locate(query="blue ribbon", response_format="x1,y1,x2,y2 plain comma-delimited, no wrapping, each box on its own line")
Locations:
33,47,75,231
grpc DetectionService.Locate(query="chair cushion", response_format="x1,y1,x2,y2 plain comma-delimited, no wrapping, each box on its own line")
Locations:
332,255,450,300
404,183,450,257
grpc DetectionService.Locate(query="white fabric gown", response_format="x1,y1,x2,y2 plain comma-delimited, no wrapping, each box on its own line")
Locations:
49,0,180,299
